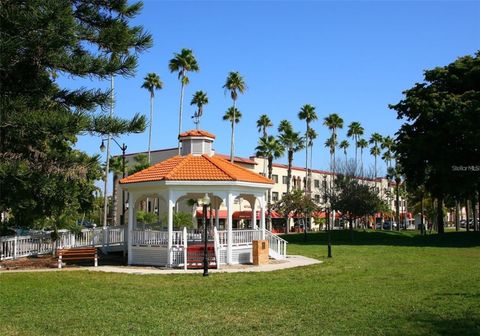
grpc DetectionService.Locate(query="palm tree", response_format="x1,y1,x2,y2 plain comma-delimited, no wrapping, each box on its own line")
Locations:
339,140,349,166
357,138,368,176
169,48,199,154
278,122,305,194
369,133,383,179
190,90,208,129
307,128,317,173
325,136,337,173
298,104,318,192
141,73,163,163
381,136,395,169
223,107,242,154
256,135,285,230
323,113,344,174
256,114,273,137
278,119,293,134
347,121,364,167
223,71,247,162
109,156,124,226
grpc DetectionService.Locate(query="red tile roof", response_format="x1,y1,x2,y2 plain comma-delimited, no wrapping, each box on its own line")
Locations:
178,129,216,139
120,154,273,185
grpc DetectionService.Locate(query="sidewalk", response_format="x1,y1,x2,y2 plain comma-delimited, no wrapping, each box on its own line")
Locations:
86,255,321,275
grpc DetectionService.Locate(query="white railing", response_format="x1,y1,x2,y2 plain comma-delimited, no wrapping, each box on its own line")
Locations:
213,227,220,269
217,229,263,246
0,226,126,260
265,230,288,259
131,230,184,247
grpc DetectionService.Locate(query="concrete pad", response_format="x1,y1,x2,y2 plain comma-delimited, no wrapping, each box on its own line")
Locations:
85,255,322,275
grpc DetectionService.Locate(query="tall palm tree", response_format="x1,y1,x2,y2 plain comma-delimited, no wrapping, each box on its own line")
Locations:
109,156,124,226
369,133,383,179
307,128,317,173
278,122,305,194
278,119,293,134
256,135,285,230
339,140,349,166
357,138,368,176
256,114,273,137
141,73,163,163
169,48,199,154
190,90,209,129
223,71,247,162
223,107,242,154
381,136,395,169
325,135,337,172
298,104,318,192
347,121,364,167
323,113,344,174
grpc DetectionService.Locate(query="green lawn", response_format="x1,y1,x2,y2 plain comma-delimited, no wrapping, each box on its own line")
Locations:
1,231,479,336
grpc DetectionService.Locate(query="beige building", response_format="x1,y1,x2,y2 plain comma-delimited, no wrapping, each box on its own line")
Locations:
111,131,407,231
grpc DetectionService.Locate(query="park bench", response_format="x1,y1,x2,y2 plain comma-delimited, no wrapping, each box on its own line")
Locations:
57,247,98,269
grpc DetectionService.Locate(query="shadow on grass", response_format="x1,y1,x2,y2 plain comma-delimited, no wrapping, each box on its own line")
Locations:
410,312,480,336
282,230,480,248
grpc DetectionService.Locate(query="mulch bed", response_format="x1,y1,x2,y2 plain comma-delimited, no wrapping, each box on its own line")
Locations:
0,252,127,271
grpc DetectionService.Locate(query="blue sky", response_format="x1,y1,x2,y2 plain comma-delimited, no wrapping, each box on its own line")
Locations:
59,1,479,186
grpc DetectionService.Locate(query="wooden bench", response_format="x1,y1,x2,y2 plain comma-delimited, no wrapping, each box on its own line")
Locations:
57,247,98,269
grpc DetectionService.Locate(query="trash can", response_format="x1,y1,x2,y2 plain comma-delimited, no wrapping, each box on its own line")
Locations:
252,240,269,265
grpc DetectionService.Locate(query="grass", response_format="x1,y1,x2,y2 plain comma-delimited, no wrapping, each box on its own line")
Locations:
1,230,479,336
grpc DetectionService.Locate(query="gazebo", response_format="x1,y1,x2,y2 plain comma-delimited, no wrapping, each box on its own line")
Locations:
120,130,287,268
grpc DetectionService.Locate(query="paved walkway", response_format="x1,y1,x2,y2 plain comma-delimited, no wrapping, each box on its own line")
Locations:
85,255,321,275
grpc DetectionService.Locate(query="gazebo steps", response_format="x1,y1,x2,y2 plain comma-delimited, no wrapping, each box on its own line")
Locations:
186,244,216,269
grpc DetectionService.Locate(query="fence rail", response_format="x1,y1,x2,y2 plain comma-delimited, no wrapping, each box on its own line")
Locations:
0,226,125,261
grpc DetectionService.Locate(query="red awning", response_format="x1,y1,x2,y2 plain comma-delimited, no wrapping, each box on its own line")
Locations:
196,210,283,220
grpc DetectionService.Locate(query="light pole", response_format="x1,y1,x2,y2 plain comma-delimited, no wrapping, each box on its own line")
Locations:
324,175,332,258
198,193,211,277
100,137,127,226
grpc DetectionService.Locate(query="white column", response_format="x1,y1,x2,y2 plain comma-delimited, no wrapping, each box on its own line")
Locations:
251,200,257,230
215,205,220,229
226,193,234,264
260,196,266,240
127,194,135,265
167,198,174,267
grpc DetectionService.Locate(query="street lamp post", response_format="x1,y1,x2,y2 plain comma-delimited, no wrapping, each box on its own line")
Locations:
100,137,127,226
198,193,211,277
323,175,332,258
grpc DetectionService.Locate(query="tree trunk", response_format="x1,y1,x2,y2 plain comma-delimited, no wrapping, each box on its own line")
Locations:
437,196,445,234
395,181,400,231
455,200,460,232
349,217,354,242
287,151,293,194
230,100,236,163
178,82,185,155
148,93,153,163
267,156,273,231
472,195,478,232
466,199,470,232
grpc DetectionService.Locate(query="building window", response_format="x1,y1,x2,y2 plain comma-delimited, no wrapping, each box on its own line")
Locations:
272,192,279,202
282,176,288,184
314,195,321,203
272,174,278,183
314,179,320,188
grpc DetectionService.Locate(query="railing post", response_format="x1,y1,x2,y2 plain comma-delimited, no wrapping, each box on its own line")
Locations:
13,236,17,260
183,227,188,271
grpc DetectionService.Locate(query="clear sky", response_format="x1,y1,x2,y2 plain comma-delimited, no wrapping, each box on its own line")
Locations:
59,0,479,190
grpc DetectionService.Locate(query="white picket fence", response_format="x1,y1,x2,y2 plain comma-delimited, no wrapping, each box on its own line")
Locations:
0,226,125,261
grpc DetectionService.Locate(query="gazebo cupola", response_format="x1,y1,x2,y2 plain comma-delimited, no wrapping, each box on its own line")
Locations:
179,130,216,156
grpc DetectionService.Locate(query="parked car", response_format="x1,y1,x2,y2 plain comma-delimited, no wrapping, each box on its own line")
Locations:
383,221,397,230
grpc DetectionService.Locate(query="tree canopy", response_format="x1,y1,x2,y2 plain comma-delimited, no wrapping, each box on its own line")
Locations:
390,52,480,233
0,0,151,228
